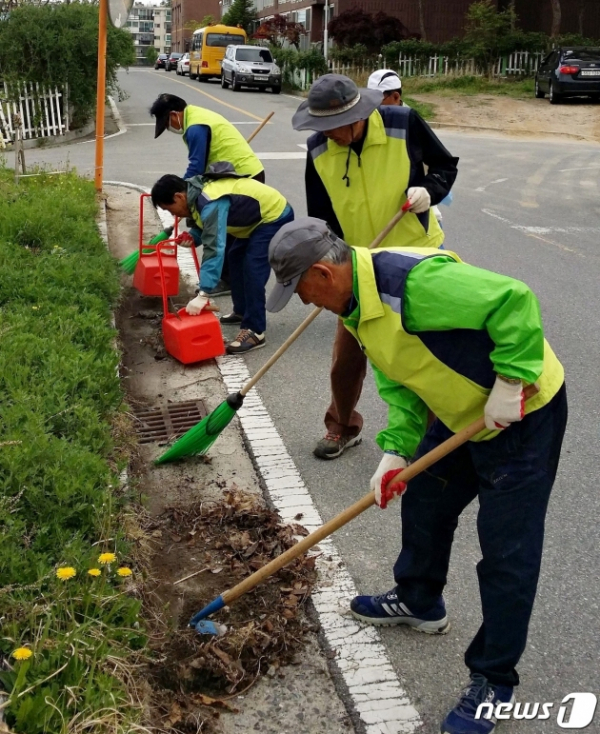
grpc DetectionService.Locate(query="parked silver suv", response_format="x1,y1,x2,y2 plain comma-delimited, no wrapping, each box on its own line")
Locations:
221,45,281,94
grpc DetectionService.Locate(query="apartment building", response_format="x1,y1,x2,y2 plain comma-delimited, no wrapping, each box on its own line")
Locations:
170,0,221,53
125,3,172,64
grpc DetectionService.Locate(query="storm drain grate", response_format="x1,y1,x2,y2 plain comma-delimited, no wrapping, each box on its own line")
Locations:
133,400,208,444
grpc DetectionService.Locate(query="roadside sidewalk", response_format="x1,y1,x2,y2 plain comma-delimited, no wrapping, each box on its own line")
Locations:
104,185,354,734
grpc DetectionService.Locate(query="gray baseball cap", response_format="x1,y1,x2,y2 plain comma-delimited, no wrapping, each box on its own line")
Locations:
292,74,383,132
267,217,341,312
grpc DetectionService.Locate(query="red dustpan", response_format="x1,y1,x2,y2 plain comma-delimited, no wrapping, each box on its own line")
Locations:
157,242,225,365
133,194,180,297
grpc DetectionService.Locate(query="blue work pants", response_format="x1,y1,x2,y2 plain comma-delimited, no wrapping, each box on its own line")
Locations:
393,384,568,687
228,206,294,334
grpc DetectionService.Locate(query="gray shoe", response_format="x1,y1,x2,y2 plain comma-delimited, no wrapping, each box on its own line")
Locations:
203,280,231,297
313,431,362,459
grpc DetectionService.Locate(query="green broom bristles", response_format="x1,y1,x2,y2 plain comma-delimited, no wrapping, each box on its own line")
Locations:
154,393,244,464
119,226,174,274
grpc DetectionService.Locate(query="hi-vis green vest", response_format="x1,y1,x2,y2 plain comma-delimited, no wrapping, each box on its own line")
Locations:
183,105,263,178
189,176,287,239
308,108,444,249
344,247,565,443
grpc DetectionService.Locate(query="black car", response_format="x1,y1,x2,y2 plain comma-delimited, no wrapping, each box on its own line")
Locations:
165,52,183,72
155,53,169,70
535,47,600,104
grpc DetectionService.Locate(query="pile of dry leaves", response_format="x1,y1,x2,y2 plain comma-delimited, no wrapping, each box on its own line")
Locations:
145,489,319,732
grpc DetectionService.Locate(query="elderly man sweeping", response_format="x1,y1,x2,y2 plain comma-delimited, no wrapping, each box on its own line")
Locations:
266,217,567,734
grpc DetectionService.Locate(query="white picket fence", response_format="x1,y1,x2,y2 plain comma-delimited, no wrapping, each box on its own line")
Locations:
0,82,69,146
322,50,543,89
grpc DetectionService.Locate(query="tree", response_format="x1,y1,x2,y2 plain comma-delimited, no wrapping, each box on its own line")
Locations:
221,0,257,35
184,14,215,32
0,4,135,127
549,0,561,37
417,0,426,40
253,14,305,49
328,7,412,52
463,0,518,74
145,46,159,66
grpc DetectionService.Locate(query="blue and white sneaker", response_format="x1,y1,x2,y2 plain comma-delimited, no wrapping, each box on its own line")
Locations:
441,674,515,734
350,587,449,634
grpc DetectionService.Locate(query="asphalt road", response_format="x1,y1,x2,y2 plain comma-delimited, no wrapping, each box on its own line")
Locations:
17,69,600,733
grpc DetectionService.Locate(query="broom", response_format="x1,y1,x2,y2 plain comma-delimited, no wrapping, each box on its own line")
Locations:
119,226,173,274
120,112,275,275
155,202,412,465
188,385,539,629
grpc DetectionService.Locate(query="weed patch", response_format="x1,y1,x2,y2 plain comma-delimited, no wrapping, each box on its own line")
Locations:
0,168,146,733
405,74,534,97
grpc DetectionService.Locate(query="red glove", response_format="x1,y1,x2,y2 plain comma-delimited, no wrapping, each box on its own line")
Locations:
379,469,407,509
174,232,195,248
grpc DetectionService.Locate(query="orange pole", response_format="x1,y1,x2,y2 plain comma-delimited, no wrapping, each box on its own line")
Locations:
94,0,108,192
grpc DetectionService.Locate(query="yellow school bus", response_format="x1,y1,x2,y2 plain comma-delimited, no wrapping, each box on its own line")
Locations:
189,24,247,81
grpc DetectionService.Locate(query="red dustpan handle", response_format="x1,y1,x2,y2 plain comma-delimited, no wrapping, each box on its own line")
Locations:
156,241,177,317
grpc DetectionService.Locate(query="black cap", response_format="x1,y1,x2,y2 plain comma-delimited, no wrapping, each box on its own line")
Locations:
150,93,187,138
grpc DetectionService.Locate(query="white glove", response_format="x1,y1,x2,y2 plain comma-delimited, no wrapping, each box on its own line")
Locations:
370,453,408,509
484,376,524,430
185,294,209,315
406,186,431,214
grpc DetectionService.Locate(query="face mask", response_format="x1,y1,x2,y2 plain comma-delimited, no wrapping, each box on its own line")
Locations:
167,121,184,135
167,114,183,135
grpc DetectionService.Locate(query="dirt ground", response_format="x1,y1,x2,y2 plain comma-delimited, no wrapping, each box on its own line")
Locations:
412,93,600,143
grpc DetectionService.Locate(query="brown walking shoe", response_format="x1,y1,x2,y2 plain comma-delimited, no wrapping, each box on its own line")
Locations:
226,329,266,355
313,430,362,459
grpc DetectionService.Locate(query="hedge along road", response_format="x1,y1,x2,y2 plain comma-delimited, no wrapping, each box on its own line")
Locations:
18,68,600,733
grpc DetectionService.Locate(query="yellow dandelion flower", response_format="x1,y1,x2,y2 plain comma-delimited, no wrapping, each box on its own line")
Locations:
12,648,33,661
98,552,117,565
117,567,132,577
56,567,77,581
88,568,102,577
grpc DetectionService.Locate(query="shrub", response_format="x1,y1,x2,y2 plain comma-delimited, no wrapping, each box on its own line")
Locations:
0,4,135,128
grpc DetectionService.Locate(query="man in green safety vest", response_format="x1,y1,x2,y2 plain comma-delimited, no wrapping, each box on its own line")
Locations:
292,74,459,462
266,217,567,734
150,93,265,297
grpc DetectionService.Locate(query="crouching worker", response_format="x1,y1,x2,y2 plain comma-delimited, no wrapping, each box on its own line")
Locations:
151,163,294,354
266,217,567,734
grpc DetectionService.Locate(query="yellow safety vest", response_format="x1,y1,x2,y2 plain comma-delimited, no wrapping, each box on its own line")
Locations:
191,176,287,238
309,108,444,249
345,247,565,441
183,105,264,178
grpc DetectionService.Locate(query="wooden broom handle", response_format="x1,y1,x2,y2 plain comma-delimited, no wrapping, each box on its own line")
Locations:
240,206,412,398
245,112,274,145
223,383,539,606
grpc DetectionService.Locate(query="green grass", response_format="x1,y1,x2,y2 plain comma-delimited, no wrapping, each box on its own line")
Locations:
404,74,535,98
403,96,436,120
0,168,147,734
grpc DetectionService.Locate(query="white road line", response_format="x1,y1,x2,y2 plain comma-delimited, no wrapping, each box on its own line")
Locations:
297,143,308,150
255,152,306,160
474,177,508,192
559,165,600,172
481,208,600,235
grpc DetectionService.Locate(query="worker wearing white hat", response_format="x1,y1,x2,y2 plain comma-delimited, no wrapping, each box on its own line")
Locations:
367,69,405,106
